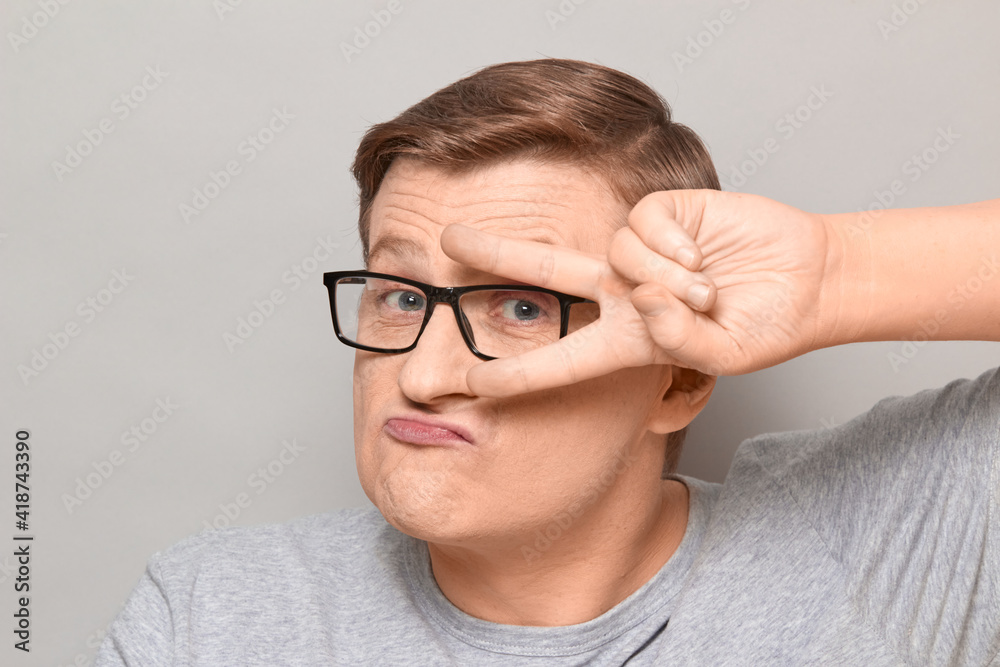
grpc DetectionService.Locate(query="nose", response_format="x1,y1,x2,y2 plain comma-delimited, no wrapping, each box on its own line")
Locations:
397,303,477,403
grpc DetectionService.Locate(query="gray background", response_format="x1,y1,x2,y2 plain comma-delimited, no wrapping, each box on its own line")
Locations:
1,0,998,663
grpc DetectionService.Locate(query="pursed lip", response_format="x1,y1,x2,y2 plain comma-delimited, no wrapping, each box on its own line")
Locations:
383,414,475,447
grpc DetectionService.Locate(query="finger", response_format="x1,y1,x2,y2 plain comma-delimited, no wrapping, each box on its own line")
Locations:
630,283,729,374
610,228,718,312
464,324,631,397
627,193,703,270
440,224,606,298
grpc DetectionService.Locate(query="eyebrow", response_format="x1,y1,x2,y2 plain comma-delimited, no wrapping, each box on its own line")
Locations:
366,235,427,269
365,234,559,285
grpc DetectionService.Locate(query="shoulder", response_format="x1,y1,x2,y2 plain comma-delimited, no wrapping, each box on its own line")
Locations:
147,506,409,594
743,365,999,478
99,509,423,662
156,506,389,559
719,366,999,564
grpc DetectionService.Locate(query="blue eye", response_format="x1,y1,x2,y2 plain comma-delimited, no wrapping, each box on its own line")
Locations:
385,290,425,312
500,299,541,321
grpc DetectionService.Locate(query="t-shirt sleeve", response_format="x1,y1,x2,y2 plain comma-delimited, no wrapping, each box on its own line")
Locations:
748,365,1000,665
94,560,175,666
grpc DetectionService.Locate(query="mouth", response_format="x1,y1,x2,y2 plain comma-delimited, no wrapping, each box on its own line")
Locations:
383,416,474,447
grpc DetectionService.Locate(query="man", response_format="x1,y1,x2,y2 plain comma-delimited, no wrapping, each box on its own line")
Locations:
99,59,999,665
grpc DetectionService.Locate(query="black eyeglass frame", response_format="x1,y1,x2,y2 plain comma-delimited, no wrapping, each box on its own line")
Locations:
323,270,594,361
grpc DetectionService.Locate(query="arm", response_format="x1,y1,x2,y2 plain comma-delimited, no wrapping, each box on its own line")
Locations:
95,566,174,666
440,191,1000,397
818,200,1000,347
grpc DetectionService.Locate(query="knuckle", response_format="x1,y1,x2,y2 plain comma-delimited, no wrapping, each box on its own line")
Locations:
649,319,689,350
536,250,556,286
555,344,578,385
486,238,503,272
607,231,630,269
628,197,654,229
643,254,674,286
515,360,534,394
608,227,630,254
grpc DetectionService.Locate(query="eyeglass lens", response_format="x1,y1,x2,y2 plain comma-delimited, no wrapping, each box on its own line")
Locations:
335,276,587,358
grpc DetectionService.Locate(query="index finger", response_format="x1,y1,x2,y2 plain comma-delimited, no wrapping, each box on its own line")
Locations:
627,191,705,263
464,321,627,397
440,224,607,298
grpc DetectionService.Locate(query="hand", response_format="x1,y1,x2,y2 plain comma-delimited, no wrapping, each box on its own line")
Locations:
440,189,834,397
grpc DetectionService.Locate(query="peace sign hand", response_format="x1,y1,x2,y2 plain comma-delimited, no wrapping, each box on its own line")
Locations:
441,189,833,398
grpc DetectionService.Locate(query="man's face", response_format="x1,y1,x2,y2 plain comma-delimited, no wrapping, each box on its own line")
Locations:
353,158,675,545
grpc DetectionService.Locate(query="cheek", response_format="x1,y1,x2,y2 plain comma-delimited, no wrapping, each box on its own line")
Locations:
353,353,395,417
492,369,658,477
353,354,398,467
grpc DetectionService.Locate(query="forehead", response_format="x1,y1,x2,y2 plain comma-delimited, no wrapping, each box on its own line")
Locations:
366,159,627,269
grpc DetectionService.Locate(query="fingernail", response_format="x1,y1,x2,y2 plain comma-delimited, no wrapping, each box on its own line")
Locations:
677,247,696,269
687,283,711,309
633,296,669,317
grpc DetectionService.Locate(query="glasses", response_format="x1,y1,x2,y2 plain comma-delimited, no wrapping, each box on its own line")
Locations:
323,271,597,361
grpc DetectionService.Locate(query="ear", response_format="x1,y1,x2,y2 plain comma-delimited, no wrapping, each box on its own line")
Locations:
646,366,716,435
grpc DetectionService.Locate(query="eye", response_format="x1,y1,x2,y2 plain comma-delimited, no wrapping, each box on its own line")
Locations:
384,290,425,312
500,298,542,321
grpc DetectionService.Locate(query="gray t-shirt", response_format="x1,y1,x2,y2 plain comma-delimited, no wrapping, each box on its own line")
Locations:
97,367,1000,666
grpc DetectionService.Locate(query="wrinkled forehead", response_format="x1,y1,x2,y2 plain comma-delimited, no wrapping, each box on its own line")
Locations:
365,158,628,270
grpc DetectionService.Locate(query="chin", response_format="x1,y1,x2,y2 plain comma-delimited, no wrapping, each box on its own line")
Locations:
358,433,483,541
368,464,477,543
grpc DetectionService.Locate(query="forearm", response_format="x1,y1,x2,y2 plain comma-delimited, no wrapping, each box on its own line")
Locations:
817,199,1000,348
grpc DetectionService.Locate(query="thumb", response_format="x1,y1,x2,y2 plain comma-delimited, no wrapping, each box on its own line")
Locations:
631,283,724,373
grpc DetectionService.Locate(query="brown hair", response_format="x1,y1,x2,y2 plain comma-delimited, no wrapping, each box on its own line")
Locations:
351,58,720,474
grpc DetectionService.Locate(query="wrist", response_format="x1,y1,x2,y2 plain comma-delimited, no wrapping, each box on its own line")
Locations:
810,201,1000,346
812,211,874,350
